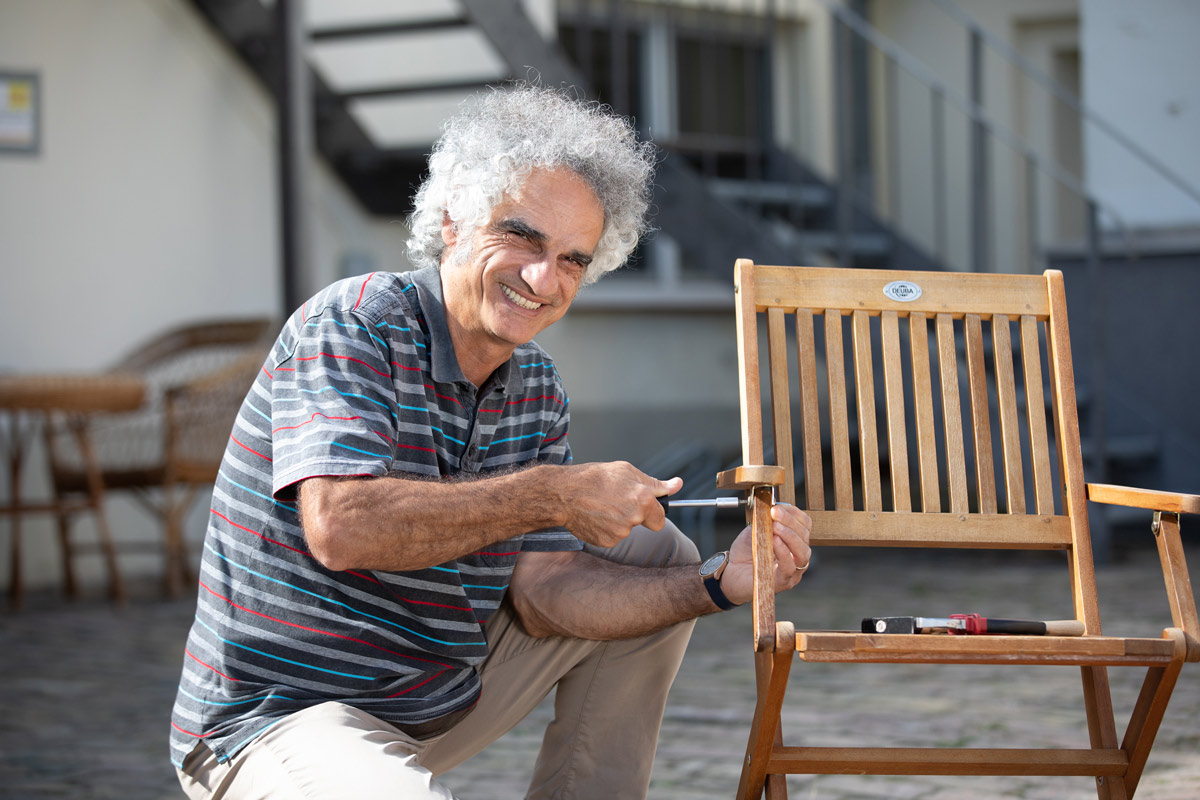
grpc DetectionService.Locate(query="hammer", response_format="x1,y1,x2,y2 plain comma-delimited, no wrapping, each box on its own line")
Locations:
863,614,1085,636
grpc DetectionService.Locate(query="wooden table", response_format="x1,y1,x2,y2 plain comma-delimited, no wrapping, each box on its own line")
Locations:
0,373,145,608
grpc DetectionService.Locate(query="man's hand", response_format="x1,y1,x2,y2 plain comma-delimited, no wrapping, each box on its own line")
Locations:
718,503,812,606
556,462,682,548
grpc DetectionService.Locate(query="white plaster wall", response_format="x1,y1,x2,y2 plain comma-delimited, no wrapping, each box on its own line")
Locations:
0,0,411,593
1080,0,1200,229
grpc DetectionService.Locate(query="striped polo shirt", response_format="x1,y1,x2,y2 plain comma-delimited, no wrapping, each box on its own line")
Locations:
169,267,581,768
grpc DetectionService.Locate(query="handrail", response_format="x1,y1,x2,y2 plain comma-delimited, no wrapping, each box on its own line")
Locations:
927,0,1200,211
814,0,1134,244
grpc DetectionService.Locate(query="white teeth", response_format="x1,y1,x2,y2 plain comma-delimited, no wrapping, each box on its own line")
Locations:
501,284,541,310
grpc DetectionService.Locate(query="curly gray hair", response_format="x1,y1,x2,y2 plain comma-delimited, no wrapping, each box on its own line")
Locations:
406,85,656,285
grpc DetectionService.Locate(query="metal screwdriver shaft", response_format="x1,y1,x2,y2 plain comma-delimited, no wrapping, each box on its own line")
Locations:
658,496,744,511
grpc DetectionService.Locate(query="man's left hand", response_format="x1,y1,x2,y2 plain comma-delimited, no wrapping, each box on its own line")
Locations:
719,503,812,606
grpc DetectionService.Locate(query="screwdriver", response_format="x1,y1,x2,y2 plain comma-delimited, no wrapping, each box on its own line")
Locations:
658,496,744,511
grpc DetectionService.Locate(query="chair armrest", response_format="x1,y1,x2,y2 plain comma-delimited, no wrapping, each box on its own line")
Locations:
1086,483,1200,515
1089,483,1200,661
716,465,787,491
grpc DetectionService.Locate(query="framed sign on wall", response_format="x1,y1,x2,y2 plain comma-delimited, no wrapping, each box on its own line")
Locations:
0,71,40,155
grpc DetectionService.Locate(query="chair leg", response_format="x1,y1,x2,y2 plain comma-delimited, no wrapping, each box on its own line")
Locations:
1080,665,1127,800
163,483,199,598
53,509,78,599
736,626,795,800
71,422,124,604
764,720,788,800
1120,631,1186,797
7,414,27,609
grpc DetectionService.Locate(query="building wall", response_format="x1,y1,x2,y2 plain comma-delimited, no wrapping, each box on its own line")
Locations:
0,0,413,375
1080,0,1200,229
0,0,410,592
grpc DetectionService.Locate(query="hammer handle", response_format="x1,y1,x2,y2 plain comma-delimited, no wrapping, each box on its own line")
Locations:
965,617,1085,636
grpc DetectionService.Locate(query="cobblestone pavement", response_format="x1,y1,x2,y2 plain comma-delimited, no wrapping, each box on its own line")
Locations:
2,543,1198,799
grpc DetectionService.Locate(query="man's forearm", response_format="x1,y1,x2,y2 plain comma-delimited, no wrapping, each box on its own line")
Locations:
510,550,716,641
299,465,571,572
300,460,678,573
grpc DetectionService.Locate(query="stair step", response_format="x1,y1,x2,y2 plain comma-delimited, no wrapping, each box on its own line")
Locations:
706,178,832,209
310,16,469,41
771,224,892,258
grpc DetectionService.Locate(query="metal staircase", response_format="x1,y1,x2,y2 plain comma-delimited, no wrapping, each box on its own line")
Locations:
186,0,940,282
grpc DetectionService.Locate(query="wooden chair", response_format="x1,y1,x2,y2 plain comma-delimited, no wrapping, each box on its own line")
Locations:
717,260,1199,799
44,318,275,597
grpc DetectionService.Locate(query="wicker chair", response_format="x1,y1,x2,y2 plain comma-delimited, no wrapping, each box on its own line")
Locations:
44,318,275,597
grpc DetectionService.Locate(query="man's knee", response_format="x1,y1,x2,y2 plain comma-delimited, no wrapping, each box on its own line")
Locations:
585,519,700,569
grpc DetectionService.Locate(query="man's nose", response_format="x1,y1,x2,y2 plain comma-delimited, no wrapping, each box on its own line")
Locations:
520,255,557,296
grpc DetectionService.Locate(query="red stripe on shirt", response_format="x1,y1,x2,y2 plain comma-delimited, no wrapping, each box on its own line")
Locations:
231,436,272,462
385,669,446,698
272,411,363,434
296,353,390,378
171,720,215,739
185,648,240,682
211,509,309,557
353,273,377,310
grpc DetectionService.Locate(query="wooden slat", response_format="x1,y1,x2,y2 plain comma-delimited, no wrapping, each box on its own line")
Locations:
825,311,854,509
734,260,765,467
937,314,969,513
853,310,882,511
909,313,940,512
795,631,1177,666
880,311,911,511
805,509,1072,549
965,314,998,513
766,308,795,505
794,309,824,510
1021,315,1055,514
992,314,1026,514
749,265,1053,318
769,747,1129,776
1045,270,1103,634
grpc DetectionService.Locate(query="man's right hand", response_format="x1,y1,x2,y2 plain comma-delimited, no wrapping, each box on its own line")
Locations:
555,462,682,549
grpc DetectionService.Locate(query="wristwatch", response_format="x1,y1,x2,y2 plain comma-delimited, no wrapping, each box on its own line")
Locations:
699,551,739,611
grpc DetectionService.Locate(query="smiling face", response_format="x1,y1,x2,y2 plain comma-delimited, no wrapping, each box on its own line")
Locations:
439,167,605,387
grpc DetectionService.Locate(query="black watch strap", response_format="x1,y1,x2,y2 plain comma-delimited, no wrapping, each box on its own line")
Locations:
703,575,738,611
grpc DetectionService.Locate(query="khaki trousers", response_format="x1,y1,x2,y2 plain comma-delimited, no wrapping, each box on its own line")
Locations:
177,523,700,800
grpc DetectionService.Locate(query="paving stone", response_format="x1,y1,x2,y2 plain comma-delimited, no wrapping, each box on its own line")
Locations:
2,544,1198,799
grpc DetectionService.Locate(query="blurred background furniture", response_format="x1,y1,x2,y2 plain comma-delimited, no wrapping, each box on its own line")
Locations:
2,373,146,608
43,318,276,599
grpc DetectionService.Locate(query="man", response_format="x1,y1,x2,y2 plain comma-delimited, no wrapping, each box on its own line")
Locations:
170,85,811,799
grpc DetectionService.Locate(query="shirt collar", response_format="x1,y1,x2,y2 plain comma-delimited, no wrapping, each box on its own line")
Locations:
408,266,521,396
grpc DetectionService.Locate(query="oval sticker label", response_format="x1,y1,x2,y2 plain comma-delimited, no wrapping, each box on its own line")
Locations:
883,280,922,302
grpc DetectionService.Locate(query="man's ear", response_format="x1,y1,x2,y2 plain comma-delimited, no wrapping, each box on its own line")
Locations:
441,212,456,250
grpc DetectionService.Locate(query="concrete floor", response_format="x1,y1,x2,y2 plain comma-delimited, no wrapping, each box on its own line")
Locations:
2,541,1198,799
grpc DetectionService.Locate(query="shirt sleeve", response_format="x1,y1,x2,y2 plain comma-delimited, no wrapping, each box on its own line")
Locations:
269,307,398,499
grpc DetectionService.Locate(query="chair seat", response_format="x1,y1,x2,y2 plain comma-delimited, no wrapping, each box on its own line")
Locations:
796,630,1182,666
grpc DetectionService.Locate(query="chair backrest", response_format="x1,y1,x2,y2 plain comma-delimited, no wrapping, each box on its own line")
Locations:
729,260,1103,636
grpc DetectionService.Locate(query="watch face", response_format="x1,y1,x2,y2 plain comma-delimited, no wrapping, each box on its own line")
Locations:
700,551,727,577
